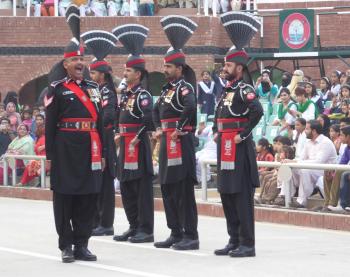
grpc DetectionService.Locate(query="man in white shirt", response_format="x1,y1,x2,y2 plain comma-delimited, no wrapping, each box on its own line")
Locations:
281,120,337,208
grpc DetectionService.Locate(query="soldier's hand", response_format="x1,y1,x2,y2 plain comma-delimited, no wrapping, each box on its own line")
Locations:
154,128,163,139
114,134,121,146
234,134,242,144
171,130,178,141
130,137,140,148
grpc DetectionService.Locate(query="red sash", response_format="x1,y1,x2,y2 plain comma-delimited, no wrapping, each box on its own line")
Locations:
119,123,141,170
63,82,102,171
161,118,189,167
218,118,247,170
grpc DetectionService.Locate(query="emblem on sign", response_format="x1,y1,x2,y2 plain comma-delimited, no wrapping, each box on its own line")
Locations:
282,12,311,50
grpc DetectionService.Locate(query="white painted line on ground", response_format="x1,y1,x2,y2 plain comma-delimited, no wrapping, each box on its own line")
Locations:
91,238,211,257
0,246,172,277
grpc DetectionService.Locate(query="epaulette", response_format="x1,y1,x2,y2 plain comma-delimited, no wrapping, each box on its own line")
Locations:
85,79,99,89
50,78,67,88
239,83,256,101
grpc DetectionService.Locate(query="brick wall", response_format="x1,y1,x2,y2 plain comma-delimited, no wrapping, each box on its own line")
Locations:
0,14,349,99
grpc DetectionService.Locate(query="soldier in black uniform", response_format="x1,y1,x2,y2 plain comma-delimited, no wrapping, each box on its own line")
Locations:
112,24,154,243
213,12,263,258
153,16,199,251
45,5,104,263
81,30,118,236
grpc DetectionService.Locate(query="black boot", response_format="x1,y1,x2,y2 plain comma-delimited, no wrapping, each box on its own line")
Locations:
61,246,74,263
73,246,97,261
214,243,238,256
172,238,199,251
113,228,137,242
92,226,114,236
129,232,154,243
229,245,255,258
154,236,182,248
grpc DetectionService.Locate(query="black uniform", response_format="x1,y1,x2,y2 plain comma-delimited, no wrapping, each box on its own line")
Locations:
153,78,198,240
46,77,104,251
94,83,118,229
213,79,263,248
116,84,154,235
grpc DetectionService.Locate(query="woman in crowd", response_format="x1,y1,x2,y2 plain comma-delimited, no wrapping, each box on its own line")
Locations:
18,126,47,186
317,114,331,138
319,77,333,103
255,68,279,108
5,102,21,132
21,109,33,131
330,70,341,96
288,69,304,99
273,88,297,135
197,70,217,116
0,124,34,184
304,81,324,114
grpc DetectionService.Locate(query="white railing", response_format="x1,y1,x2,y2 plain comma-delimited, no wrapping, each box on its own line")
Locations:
2,154,46,188
200,159,350,207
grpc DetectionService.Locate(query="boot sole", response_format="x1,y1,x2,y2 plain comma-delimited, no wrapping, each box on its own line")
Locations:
172,245,199,251
92,231,114,236
74,256,97,261
129,238,154,243
62,257,75,263
229,252,256,258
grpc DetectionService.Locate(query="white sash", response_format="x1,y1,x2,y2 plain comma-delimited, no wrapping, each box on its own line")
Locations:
199,81,215,94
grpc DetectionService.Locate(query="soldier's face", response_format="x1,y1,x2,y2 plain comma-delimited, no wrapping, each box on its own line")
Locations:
124,67,140,85
64,56,85,80
90,70,104,84
223,62,242,81
163,63,179,81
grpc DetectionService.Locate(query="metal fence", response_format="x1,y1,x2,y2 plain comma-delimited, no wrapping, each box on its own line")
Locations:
200,159,350,207
1,154,46,188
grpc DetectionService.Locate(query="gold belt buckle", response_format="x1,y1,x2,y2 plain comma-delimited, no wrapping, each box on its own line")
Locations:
81,122,91,130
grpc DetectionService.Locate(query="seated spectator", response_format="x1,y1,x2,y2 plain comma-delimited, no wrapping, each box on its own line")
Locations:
90,0,108,16
198,70,217,116
0,118,14,157
319,126,350,212
21,109,33,131
255,69,278,109
139,0,155,15
31,114,45,140
30,106,41,136
329,124,342,154
330,70,341,97
41,0,55,16
293,117,307,159
340,72,347,85
273,88,297,134
288,70,304,99
0,104,6,118
195,121,212,139
256,138,274,172
304,81,324,115
0,124,34,185
58,0,71,16
196,136,217,183
5,102,21,132
3,91,20,112
330,84,350,115
18,126,48,186
319,76,333,104
317,114,330,137
279,120,337,208
290,86,316,121
260,145,295,205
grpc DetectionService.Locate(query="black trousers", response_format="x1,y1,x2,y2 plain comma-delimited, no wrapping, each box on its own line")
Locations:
53,192,98,250
94,169,115,228
220,185,255,247
120,175,154,234
161,178,198,240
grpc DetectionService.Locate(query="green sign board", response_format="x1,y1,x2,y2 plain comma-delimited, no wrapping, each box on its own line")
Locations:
279,9,314,52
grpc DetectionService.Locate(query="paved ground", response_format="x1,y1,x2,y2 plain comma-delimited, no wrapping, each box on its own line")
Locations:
0,197,349,277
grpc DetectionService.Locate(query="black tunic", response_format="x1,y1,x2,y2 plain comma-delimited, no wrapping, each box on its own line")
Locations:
116,84,154,182
213,80,263,194
153,78,197,184
100,83,118,178
45,77,104,195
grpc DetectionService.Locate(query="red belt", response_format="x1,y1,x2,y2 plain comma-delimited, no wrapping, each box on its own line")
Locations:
161,118,193,132
119,124,142,170
217,118,248,170
59,118,97,132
